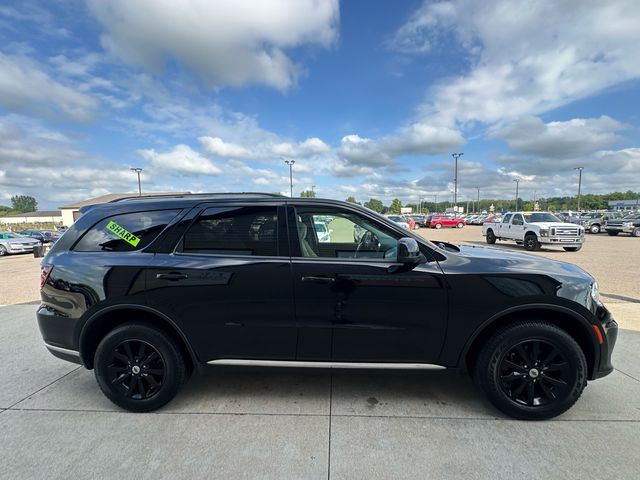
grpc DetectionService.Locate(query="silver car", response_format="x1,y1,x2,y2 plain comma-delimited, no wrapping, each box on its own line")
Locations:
0,231,40,256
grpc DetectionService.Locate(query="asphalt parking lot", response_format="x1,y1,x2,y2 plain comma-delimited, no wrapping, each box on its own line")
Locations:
1,228,639,479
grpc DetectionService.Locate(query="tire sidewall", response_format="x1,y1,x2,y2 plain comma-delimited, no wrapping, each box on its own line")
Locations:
476,322,587,420
632,227,640,237
435,223,442,229
524,234,539,251
0,245,6,256
486,230,496,244
94,323,186,412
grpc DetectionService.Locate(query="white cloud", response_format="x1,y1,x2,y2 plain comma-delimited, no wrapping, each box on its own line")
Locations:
87,0,340,91
393,0,640,125
492,116,627,159
138,144,222,175
0,53,98,121
199,136,253,159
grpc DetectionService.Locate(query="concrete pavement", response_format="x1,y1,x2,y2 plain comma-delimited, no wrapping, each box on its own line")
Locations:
1,303,639,479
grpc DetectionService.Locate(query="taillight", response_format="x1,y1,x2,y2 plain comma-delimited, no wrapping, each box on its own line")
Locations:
40,265,53,288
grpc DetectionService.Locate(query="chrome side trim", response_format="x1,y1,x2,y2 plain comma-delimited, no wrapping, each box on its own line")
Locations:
207,359,446,370
45,343,80,358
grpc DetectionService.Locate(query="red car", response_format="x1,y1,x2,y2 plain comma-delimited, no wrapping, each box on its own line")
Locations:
429,215,465,229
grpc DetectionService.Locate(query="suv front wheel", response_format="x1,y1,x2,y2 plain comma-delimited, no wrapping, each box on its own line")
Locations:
94,323,188,412
474,321,587,420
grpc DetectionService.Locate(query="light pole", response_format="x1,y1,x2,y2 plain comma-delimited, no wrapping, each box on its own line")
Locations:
451,152,463,210
513,178,520,211
284,160,295,197
574,167,584,212
476,186,480,213
130,168,142,196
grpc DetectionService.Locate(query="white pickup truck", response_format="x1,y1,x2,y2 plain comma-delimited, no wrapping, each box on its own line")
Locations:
482,211,585,252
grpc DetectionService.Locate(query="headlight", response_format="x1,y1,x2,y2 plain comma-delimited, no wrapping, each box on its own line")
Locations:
623,222,633,227
590,282,602,305
579,227,585,236
539,229,549,236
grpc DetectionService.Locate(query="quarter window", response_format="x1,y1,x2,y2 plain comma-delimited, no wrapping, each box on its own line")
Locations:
75,209,180,252
182,206,279,256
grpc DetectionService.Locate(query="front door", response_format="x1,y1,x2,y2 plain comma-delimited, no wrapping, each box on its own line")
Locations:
146,204,297,362
289,204,448,363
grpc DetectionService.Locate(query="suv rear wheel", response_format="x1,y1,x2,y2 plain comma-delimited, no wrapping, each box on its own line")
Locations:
474,321,587,420
94,323,188,412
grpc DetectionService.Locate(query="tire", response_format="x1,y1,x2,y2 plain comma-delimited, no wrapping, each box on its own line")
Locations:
589,224,600,234
94,323,188,412
524,233,540,251
606,230,619,236
473,320,587,420
435,223,442,229
0,245,7,256
486,229,496,244
457,222,464,228
632,227,640,238
563,246,582,252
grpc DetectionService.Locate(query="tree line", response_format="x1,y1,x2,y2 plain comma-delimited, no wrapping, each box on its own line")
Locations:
341,190,640,214
0,195,39,216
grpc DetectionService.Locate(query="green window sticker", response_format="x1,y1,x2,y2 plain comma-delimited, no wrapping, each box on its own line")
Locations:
105,220,141,247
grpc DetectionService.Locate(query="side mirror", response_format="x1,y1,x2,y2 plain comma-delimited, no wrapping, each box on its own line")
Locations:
387,237,424,274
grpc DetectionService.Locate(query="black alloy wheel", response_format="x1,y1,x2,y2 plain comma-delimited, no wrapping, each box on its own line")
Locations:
474,320,587,420
94,323,188,412
524,234,540,251
498,339,570,408
106,340,165,400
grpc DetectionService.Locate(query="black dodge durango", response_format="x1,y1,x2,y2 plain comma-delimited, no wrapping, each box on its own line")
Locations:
37,193,617,419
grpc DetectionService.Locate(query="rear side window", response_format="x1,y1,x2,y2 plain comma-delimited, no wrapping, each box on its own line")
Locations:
74,209,180,252
182,206,278,256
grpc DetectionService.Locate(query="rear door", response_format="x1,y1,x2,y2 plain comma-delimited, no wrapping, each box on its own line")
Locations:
146,203,298,362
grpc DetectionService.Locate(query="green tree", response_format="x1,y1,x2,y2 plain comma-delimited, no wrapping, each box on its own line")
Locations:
11,195,38,213
300,190,316,198
345,196,359,204
389,198,402,214
363,198,384,213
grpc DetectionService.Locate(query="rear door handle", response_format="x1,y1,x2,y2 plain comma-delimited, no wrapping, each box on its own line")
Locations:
301,276,335,284
156,272,189,281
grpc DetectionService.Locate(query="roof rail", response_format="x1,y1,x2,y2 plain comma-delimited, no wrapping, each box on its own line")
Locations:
109,192,286,203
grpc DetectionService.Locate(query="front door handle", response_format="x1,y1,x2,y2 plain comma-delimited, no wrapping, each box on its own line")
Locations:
156,272,189,281
301,276,335,284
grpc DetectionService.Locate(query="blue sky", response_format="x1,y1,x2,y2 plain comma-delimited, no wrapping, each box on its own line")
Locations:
1,0,639,209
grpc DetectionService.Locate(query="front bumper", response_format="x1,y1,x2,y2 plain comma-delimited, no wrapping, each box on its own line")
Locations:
7,243,38,253
591,305,618,380
605,225,634,233
539,236,585,246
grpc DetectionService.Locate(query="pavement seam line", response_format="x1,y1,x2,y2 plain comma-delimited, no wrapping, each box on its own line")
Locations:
614,367,640,383
6,366,82,410
327,370,333,480
7,407,640,423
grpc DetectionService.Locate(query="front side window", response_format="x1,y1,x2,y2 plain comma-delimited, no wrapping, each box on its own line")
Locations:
75,209,180,252
182,206,279,256
294,208,401,260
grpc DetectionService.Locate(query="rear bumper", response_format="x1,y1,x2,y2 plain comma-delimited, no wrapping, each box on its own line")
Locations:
37,304,83,365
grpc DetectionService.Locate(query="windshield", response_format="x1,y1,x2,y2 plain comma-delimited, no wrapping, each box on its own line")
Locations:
523,213,562,223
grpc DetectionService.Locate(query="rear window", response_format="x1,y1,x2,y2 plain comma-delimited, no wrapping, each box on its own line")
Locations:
74,209,180,252
181,206,278,256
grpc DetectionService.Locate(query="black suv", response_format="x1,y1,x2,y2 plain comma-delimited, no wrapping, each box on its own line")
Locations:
37,193,617,419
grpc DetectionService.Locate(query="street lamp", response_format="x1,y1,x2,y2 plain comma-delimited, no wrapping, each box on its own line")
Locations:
284,160,295,197
476,186,480,213
451,152,463,210
513,178,520,211
574,167,584,212
130,167,142,196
